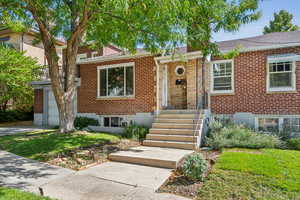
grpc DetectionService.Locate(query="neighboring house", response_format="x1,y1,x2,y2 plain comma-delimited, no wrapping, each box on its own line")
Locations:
32,31,300,137
0,27,65,109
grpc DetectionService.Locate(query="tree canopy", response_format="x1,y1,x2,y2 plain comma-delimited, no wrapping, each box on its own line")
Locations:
263,10,299,34
0,44,42,112
0,0,261,132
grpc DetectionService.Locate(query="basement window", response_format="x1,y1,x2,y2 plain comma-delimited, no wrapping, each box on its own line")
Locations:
283,118,300,133
97,62,134,98
103,117,128,127
257,118,280,132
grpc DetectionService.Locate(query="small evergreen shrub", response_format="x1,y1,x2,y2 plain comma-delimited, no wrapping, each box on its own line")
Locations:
207,125,282,150
0,109,33,123
74,117,99,130
183,153,208,181
123,124,149,141
286,138,300,150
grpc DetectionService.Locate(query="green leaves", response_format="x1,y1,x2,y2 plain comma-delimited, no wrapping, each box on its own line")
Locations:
0,44,42,111
263,10,299,34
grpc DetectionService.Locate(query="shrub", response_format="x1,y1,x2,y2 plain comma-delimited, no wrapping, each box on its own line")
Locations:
286,138,300,150
182,153,208,181
207,125,282,150
74,117,99,130
0,109,33,123
123,124,149,141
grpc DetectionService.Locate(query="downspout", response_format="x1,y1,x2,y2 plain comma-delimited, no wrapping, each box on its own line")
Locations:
195,57,199,107
154,57,160,115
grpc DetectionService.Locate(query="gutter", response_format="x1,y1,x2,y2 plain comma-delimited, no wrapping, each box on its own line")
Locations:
220,43,300,54
77,52,153,64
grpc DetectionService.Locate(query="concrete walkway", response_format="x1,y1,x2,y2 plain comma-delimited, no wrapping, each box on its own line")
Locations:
41,162,188,200
0,151,74,193
0,151,189,200
0,126,47,136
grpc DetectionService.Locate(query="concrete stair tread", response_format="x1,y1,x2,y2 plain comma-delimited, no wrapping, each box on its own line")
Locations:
109,146,192,161
144,140,195,145
147,134,196,137
109,146,193,168
152,123,195,125
150,128,194,131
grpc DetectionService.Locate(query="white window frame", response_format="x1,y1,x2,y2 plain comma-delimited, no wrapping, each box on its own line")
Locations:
91,51,98,58
97,62,135,99
255,117,282,132
210,59,234,94
77,53,87,61
266,59,296,92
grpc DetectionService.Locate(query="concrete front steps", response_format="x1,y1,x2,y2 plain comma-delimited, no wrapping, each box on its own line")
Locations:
143,110,200,150
109,110,201,169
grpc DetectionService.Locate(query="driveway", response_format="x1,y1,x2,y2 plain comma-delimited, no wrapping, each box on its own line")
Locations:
0,151,188,200
0,126,48,136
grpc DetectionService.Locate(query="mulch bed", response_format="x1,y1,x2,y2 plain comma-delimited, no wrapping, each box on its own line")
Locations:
47,139,140,170
158,149,220,199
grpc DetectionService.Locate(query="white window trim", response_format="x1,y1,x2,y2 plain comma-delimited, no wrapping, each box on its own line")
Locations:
77,53,87,61
266,59,296,93
255,117,282,132
91,51,98,58
210,59,234,94
97,62,135,99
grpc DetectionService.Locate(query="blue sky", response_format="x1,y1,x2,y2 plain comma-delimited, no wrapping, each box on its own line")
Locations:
213,0,300,42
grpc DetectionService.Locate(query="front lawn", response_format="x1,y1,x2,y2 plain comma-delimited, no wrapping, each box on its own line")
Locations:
0,187,52,200
198,148,300,200
0,130,139,170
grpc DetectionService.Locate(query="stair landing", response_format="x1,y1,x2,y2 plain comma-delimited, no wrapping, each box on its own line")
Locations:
109,146,193,169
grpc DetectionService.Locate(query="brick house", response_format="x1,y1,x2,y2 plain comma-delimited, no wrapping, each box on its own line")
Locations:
32,31,300,135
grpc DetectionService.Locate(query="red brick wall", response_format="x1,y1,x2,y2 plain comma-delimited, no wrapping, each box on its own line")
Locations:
211,46,300,115
77,56,156,115
34,89,43,113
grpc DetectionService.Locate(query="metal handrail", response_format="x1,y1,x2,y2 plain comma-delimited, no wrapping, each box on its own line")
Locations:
193,97,203,150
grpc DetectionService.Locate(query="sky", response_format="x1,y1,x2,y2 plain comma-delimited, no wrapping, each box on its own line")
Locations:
213,0,300,42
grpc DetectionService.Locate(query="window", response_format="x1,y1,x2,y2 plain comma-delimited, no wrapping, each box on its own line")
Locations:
77,53,87,61
267,60,296,92
91,51,98,58
103,117,128,127
211,60,234,93
175,66,185,76
283,118,300,133
98,63,134,98
258,118,279,132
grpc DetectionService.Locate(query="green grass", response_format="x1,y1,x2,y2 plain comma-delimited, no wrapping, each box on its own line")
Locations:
0,130,120,161
0,187,53,200
198,148,300,200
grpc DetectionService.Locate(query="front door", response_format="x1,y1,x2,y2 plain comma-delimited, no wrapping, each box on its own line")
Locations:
168,64,187,109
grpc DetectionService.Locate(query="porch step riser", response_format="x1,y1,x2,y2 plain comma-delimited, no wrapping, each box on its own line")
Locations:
109,155,176,169
158,114,196,119
149,129,194,135
152,123,194,129
155,119,196,124
143,140,195,150
160,110,198,114
146,134,197,142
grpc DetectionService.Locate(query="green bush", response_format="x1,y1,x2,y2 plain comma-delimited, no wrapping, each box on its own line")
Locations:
183,153,208,181
74,117,99,130
123,124,149,141
286,138,300,150
0,109,33,123
207,125,282,150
